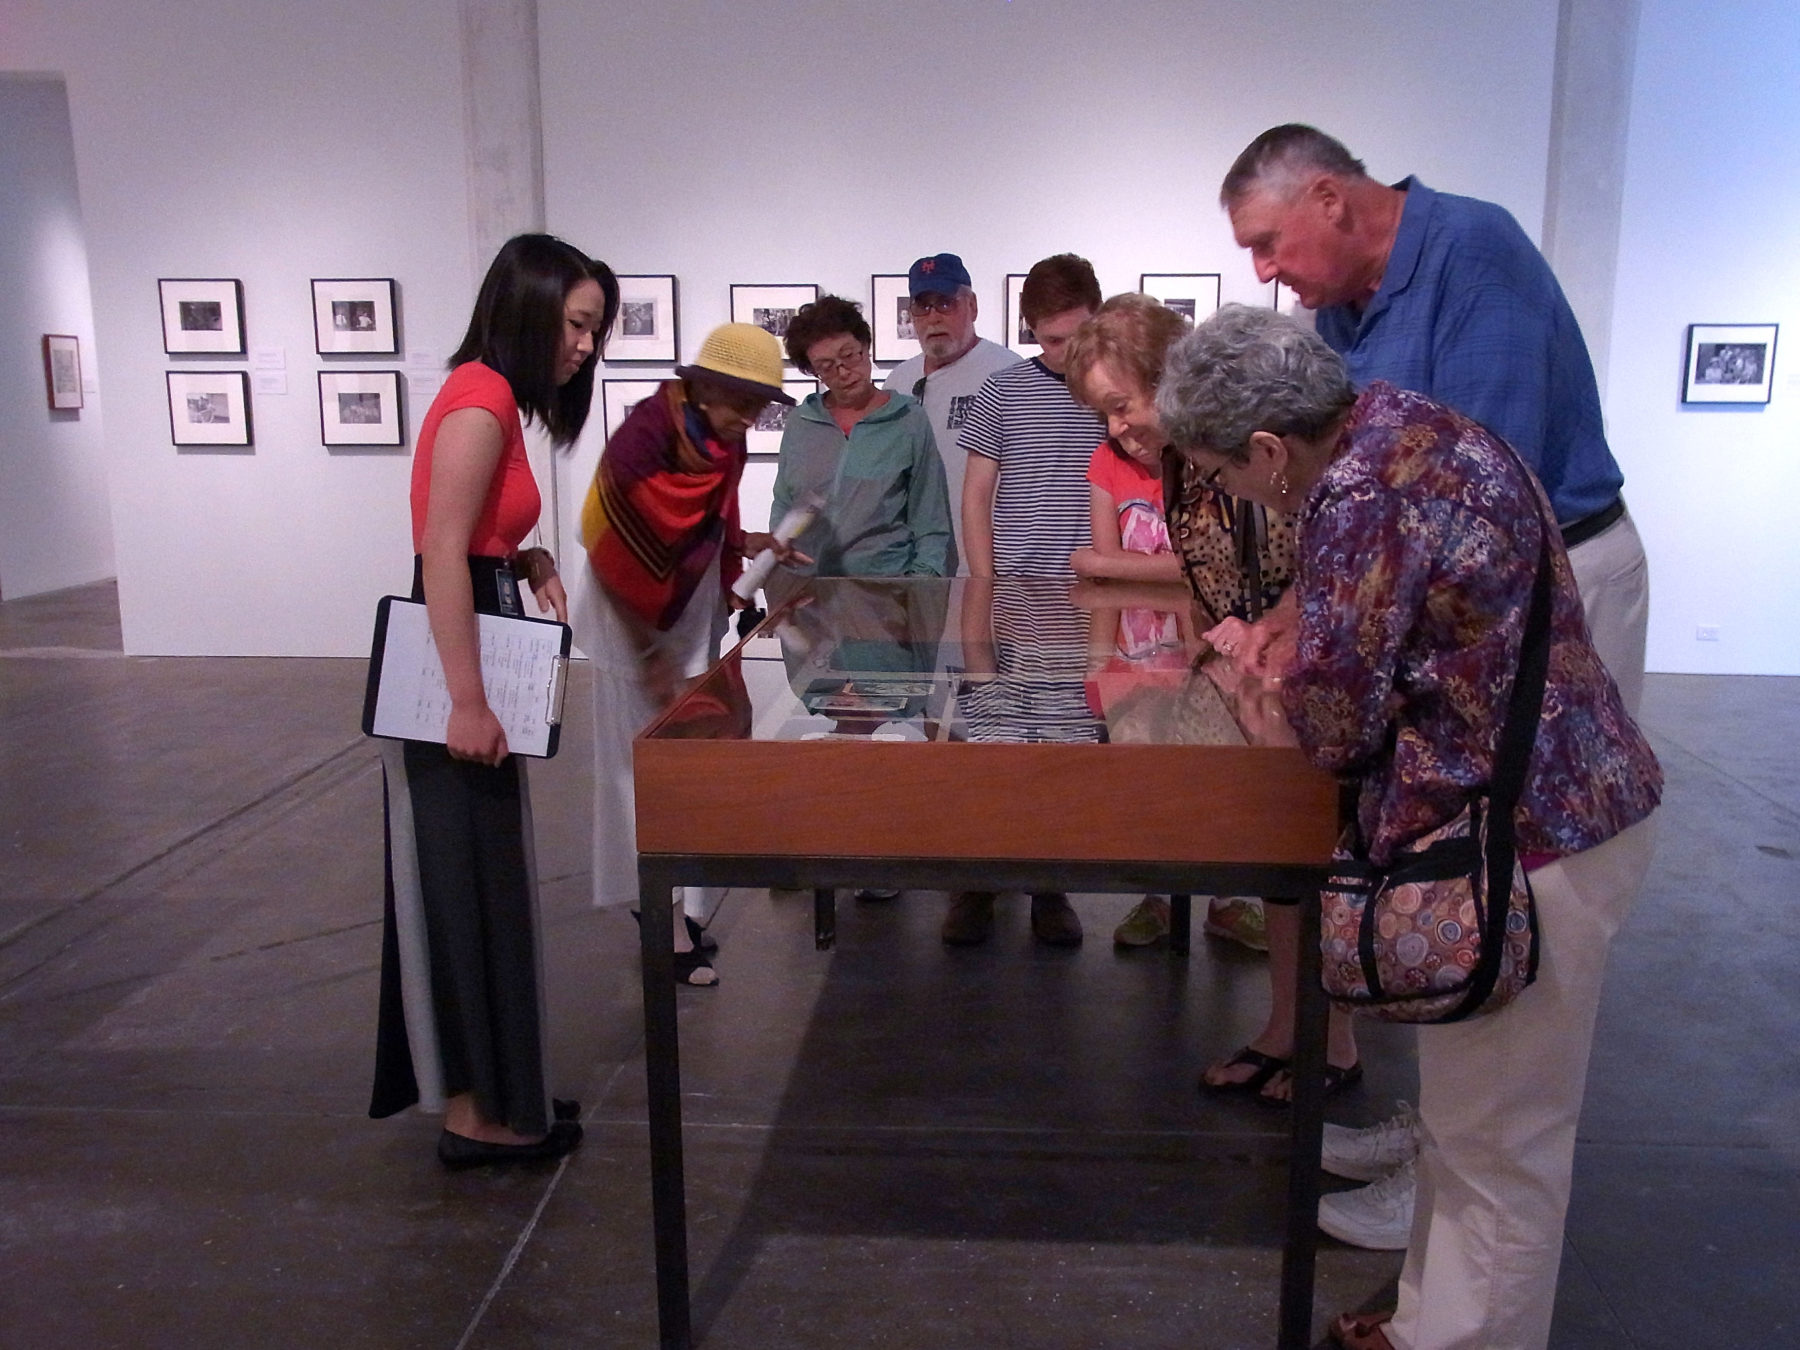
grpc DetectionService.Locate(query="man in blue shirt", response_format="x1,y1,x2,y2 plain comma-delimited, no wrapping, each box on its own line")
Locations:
1219,124,1647,720
1213,124,1652,1350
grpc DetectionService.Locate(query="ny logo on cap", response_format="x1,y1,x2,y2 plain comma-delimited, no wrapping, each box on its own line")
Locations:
921,259,936,272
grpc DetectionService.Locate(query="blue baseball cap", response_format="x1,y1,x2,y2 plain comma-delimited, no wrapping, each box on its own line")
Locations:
907,253,972,299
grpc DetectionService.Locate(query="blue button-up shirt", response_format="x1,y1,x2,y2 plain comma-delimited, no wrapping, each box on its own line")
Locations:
1314,178,1623,526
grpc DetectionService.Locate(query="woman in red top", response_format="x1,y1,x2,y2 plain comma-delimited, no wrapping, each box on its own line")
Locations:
371,234,618,1168
1065,295,1284,956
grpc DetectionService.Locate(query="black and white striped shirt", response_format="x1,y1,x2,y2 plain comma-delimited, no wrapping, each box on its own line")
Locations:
962,358,1101,577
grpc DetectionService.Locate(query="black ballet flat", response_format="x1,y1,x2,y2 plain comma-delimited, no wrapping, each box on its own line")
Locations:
437,1119,583,1170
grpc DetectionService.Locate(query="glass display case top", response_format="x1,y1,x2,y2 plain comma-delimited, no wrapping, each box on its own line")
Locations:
644,576,1297,751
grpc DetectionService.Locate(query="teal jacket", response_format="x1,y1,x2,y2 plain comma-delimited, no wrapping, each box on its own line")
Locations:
770,390,956,577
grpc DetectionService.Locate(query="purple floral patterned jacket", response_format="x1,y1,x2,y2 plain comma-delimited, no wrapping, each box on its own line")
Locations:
1282,383,1660,866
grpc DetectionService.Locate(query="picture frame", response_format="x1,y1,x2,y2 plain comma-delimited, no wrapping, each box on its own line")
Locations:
318,370,404,446
42,334,82,410
745,379,818,458
312,278,399,355
730,284,819,365
1003,273,1039,359
606,274,680,364
166,370,253,446
602,378,665,441
158,278,245,354
1682,323,1778,404
1139,273,1223,323
870,274,920,365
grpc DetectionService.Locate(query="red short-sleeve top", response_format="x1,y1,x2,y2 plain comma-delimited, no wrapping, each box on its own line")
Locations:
409,361,541,556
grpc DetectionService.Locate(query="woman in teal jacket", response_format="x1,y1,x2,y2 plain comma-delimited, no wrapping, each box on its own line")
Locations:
772,295,955,577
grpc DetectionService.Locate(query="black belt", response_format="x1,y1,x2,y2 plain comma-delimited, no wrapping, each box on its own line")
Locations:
409,553,522,616
1561,497,1625,550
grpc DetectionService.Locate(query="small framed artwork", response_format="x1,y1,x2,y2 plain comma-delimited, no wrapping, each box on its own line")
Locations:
319,370,404,446
312,278,398,354
159,278,245,354
1004,273,1039,359
1682,324,1778,404
602,379,664,441
606,274,679,363
166,370,253,446
1139,273,1223,322
730,284,819,364
42,334,83,410
746,379,818,458
870,274,920,365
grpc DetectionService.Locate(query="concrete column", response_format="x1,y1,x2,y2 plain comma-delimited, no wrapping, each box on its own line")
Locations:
1541,0,1642,394
460,0,564,558
459,0,546,276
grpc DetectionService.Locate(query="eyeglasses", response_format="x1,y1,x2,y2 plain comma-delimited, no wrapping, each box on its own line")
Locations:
1195,462,1228,493
907,293,961,316
809,346,868,377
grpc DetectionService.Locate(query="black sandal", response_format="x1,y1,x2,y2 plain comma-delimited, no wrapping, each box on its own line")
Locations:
1199,1045,1291,1095
1258,1059,1364,1106
672,948,718,987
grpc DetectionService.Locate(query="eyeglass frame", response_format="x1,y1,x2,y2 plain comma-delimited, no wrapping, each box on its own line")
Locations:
907,291,965,317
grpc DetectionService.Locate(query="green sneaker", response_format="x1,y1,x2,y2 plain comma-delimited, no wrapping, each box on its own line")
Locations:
1203,896,1269,952
1112,895,1171,947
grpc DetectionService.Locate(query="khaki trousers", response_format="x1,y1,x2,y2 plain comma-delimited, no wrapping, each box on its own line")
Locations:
1389,812,1658,1350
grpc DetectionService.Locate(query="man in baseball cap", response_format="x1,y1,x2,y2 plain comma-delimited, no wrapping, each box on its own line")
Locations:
883,254,1020,569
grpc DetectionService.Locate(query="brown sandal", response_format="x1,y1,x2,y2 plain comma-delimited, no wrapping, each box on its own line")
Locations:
1329,1311,1396,1350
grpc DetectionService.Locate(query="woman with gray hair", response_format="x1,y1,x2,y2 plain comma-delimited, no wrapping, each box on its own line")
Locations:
1159,304,1661,1350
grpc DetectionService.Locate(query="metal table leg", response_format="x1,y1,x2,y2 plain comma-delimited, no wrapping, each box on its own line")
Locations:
1277,890,1327,1349
1169,892,1192,955
813,886,836,950
639,859,692,1350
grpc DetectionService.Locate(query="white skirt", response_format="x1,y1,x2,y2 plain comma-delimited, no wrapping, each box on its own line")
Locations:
567,563,728,913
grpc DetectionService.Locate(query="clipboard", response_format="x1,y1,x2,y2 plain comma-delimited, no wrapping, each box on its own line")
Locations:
362,596,571,758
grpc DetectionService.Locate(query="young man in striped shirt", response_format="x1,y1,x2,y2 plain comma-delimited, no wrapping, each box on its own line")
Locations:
945,254,1104,947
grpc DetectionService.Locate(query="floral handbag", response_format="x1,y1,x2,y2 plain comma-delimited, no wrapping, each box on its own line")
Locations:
1319,536,1552,1024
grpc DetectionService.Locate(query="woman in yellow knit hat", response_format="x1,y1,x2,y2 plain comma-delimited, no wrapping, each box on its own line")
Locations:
567,324,804,984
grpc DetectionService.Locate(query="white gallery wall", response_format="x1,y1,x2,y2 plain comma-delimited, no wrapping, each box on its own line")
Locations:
537,0,1561,563
1603,0,1800,675
0,73,114,600
8,0,1797,672
5,0,475,654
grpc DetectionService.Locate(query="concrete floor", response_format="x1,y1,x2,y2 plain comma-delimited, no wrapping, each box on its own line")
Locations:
0,580,1795,1348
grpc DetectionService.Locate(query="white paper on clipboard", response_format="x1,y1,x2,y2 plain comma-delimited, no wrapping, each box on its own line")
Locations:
364,597,570,757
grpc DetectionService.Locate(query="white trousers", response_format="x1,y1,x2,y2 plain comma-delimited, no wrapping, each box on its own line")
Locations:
567,565,726,915
1567,506,1649,720
1388,812,1658,1350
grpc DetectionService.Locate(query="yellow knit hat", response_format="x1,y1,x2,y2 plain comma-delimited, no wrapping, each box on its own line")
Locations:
676,323,794,404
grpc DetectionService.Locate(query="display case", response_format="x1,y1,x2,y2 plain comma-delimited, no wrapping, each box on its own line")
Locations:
633,575,1342,1350
638,576,1337,870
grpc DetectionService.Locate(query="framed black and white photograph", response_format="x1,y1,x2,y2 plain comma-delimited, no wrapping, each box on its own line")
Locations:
166,370,252,446
1682,323,1778,404
603,379,664,441
730,284,819,363
42,334,82,410
870,274,920,365
746,378,818,458
318,370,404,446
159,278,245,354
606,274,679,363
1139,273,1223,323
312,278,399,355
1003,273,1039,359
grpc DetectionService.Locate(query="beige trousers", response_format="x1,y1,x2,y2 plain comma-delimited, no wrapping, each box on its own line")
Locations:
1567,505,1649,720
1388,812,1658,1350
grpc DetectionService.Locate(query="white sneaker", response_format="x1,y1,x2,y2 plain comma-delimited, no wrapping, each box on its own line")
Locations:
1317,1157,1416,1251
1321,1103,1420,1181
